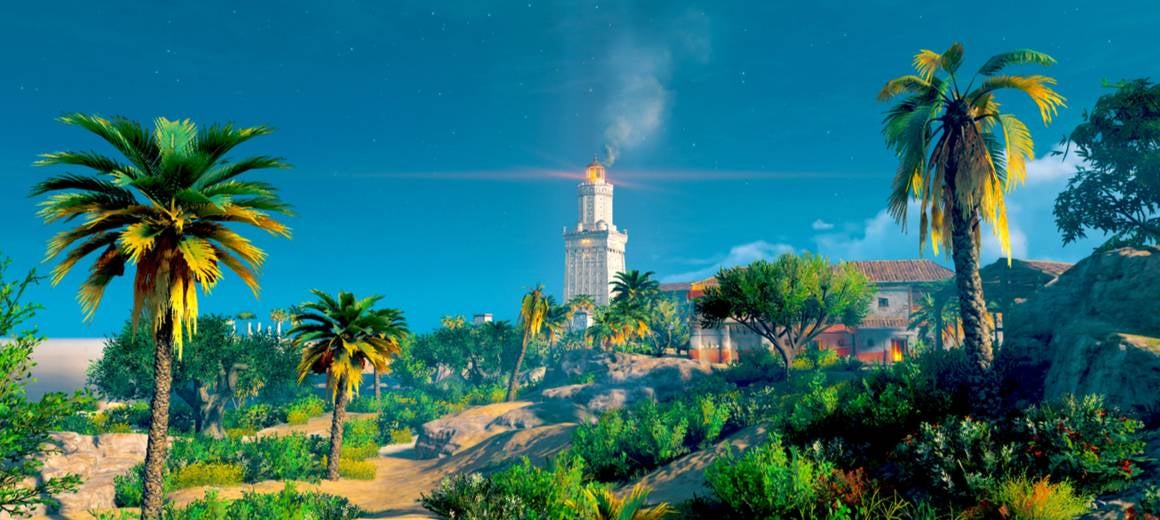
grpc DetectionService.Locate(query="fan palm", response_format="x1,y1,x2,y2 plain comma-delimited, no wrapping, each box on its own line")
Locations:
32,114,290,518
505,285,550,401
909,284,962,351
543,296,573,349
879,43,1064,371
582,485,673,520
589,303,651,351
269,308,289,336
288,290,408,480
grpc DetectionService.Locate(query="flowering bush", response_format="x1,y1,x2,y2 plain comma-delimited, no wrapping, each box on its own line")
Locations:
1014,394,1147,494
895,416,1017,503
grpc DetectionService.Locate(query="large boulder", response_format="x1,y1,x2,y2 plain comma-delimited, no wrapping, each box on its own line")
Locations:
540,351,716,414
1001,247,1160,415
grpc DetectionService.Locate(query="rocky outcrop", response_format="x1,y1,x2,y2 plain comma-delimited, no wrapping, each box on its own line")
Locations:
1001,247,1160,415
415,352,718,459
4,432,148,518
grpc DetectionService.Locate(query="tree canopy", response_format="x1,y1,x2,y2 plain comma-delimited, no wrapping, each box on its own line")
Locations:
695,253,873,379
1054,79,1160,248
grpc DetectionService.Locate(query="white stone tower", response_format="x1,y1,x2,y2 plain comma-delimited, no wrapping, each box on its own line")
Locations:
564,157,628,307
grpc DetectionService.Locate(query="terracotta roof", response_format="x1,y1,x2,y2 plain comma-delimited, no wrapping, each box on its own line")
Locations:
1018,260,1073,277
858,317,910,329
658,282,691,292
847,260,954,283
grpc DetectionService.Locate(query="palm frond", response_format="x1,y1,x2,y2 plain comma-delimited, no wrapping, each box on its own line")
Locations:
996,114,1034,188
977,49,1056,76
913,49,943,81
975,75,1066,123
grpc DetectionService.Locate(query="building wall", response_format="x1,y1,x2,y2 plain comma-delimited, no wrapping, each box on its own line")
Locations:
564,177,627,307
866,285,912,321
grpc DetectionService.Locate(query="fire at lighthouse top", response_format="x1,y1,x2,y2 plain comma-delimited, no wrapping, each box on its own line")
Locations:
585,156,606,184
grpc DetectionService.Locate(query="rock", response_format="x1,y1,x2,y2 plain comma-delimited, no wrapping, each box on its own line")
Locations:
415,401,534,459
1002,247,1160,415
540,351,715,414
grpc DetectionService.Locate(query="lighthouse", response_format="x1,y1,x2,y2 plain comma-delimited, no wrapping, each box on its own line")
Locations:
563,157,628,308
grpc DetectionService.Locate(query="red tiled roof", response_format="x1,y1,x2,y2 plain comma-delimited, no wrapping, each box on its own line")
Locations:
847,260,953,283
1019,260,1072,277
858,318,909,329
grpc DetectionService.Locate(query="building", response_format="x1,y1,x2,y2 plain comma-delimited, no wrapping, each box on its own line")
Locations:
472,313,493,324
563,158,628,307
661,259,954,364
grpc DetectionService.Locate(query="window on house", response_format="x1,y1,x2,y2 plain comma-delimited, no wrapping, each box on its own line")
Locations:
878,297,889,308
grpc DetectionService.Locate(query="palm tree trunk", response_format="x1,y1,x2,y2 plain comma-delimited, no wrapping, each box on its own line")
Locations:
373,367,381,402
949,200,994,371
141,313,175,519
505,333,530,401
327,379,349,481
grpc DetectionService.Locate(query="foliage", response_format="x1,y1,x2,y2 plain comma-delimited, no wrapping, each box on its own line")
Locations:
387,427,413,445
337,459,376,480
787,372,842,434
342,418,379,449
0,256,83,516
168,484,361,520
643,298,691,357
696,253,874,379
1013,394,1147,494
372,389,456,439
895,416,1018,503
792,343,841,370
705,434,835,519
507,284,551,401
171,462,245,489
579,485,674,520
1139,485,1160,517
88,318,300,436
985,476,1090,520
1054,78,1160,247
284,395,327,424
720,348,786,386
568,393,737,482
908,281,962,351
225,403,279,431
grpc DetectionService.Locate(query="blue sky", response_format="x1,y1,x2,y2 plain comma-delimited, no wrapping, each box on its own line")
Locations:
1,0,1157,337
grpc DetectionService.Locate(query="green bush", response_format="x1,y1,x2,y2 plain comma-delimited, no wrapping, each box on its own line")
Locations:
721,348,786,386
171,462,244,489
113,466,147,507
1014,394,1147,494
374,390,453,436
1140,485,1160,517
169,484,361,519
239,434,328,482
286,410,311,425
284,395,326,424
340,443,379,461
985,476,1091,520
387,427,413,445
788,372,842,434
338,459,377,480
225,403,279,431
420,456,597,520
705,434,834,519
343,417,379,449
894,416,1017,504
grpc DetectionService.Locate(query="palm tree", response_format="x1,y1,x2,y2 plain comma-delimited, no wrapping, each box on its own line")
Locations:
543,296,572,350
589,303,651,351
440,314,466,330
879,44,1064,371
269,308,289,336
610,270,659,308
32,114,290,518
505,285,550,401
581,485,673,520
909,283,962,351
288,290,407,480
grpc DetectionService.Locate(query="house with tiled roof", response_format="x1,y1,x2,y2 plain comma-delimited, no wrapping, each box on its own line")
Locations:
660,259,954,364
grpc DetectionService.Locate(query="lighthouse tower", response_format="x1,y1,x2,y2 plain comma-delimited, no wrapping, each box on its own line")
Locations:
563,157,628,308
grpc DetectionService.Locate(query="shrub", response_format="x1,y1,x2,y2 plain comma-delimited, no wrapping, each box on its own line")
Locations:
569,400,690,482
793,343,840,370
340,443,379,461
420,456,596,520
224,427,256,439
338,459,377,480
1014,394,1147,494
239,434,327,482
343,417,379,449
1139,485,1160,517
226,403,279,430
986,476,1091,520
420,473,528,519
171,462,245,489
788,372,841,434
284,395,326,424
721,348,785,386
113,466,147,507
705,434,834,519
169,484,361,519
387,427,413,445
286,410,311,425
895,416,1017,504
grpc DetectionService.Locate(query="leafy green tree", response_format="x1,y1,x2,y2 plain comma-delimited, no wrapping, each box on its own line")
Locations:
644,298,691,357
506,285,549,401
1054,79,1160,248
289,290,407,480
0,256,84,516
87,315,299,437
32,114,291,518
695,253,873,380
879,44,1064,372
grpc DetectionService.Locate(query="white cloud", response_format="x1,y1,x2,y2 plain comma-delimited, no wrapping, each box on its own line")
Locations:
661,240,794,282
811,219,834,231
1024,144,1085,185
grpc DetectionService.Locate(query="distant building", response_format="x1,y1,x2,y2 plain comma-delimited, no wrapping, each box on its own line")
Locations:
472,313,493,324
980,258,1072,343
661,259,954,364
563,158,627,308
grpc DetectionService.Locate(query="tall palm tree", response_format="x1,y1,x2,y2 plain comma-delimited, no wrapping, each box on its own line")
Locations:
610,270,660,308
288,290,407,480
32,115,290,518
505,285,549,401
879,44,1064,371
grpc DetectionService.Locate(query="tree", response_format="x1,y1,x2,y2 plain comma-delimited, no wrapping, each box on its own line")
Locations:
32,114,291,518
879,44,1064,371
610,270,660,308
0,256,83,516
695,253,873,380
505,285,549,401
543,296,573,351
87,315,299,437
589,303,651,352
269,308,290,336
440,315,467,330
1054,79,1160,248
236,311,257,336
644,298,691,357
909,282,962,351
289,290,407,480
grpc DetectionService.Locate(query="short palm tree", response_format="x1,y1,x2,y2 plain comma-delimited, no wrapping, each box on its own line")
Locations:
543,296,573,349
440,314,466,330
32,114,290,518
610,270,659,308
288,290,408,480
879,43,1064,371
505,285,549,401
582,485,673,520
909,284,962,351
